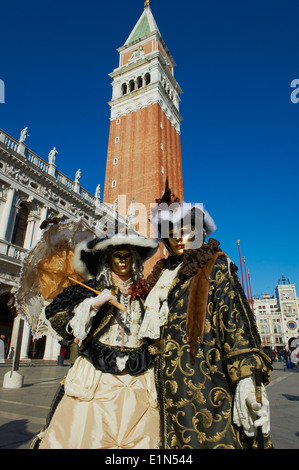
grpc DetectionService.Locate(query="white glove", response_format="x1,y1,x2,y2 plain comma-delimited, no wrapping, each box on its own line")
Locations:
246,391,270,432
233,375,270,437
91,289,117,309
66,290,116,345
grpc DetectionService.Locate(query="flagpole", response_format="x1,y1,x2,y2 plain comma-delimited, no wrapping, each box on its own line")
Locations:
237,240,245,291
248,269,254,313
243,257,255,313
243,256,250,300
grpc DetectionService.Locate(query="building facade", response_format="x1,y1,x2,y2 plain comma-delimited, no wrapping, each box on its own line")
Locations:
276,276,299,348
0,127,119,361
103,3,184,271
253,276,299,354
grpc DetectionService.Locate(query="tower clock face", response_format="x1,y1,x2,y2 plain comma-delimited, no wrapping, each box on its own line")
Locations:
287,321,297,330
282,290,294,300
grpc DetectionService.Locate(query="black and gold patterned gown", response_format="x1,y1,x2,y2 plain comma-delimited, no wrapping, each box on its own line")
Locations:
148,241,272,449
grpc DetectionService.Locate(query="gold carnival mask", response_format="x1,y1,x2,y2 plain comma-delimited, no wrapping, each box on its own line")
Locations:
168,225,195,256
109,249,132,277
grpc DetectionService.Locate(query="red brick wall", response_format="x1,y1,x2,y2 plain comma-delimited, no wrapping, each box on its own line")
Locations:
121,39,155,66
103,102,184,274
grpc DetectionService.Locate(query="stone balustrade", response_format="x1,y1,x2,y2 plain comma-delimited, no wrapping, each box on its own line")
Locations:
0,239,26,263
0,128,116,220
26,148,49,173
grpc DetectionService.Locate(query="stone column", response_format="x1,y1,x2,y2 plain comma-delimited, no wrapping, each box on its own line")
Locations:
20,319,31,360
35,205,49,242
29,214,43,247
43,335,61,360
8,314,31,360
0,187,15,240
23,216,36,249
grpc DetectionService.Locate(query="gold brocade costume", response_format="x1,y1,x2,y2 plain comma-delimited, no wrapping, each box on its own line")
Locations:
150,255,272,449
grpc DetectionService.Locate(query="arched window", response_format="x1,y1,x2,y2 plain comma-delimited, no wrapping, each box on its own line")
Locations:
129,80,135,92
145,73,151,85
137,76,142,89
11,203,29,247
113,158,118,165
112,180,117,188
121,83,127,96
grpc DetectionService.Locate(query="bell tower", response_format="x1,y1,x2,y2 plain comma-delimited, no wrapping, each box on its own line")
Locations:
103,1,184,252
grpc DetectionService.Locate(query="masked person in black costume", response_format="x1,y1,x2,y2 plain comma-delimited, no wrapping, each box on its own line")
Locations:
138,182,272,449
34,230,160,449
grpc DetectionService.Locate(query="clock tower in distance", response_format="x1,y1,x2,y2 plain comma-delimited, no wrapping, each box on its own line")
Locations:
103,2,184,263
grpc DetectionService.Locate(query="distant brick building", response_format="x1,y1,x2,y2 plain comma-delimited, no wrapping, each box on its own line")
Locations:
103,3,184,271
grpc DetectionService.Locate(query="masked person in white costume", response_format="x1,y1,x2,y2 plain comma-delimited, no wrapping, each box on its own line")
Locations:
34,230,160,449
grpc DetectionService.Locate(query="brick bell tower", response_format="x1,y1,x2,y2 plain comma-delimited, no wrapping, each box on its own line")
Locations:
103,1,184,271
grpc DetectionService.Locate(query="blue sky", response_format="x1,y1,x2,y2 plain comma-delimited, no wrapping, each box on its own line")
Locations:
0,0,298,297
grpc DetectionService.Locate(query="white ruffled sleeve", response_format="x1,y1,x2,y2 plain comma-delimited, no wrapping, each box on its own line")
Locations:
66,298,99,346
138,264,181,340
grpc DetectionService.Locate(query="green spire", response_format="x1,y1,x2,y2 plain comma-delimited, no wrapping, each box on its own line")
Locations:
124,3,161,46
129,13,151,43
